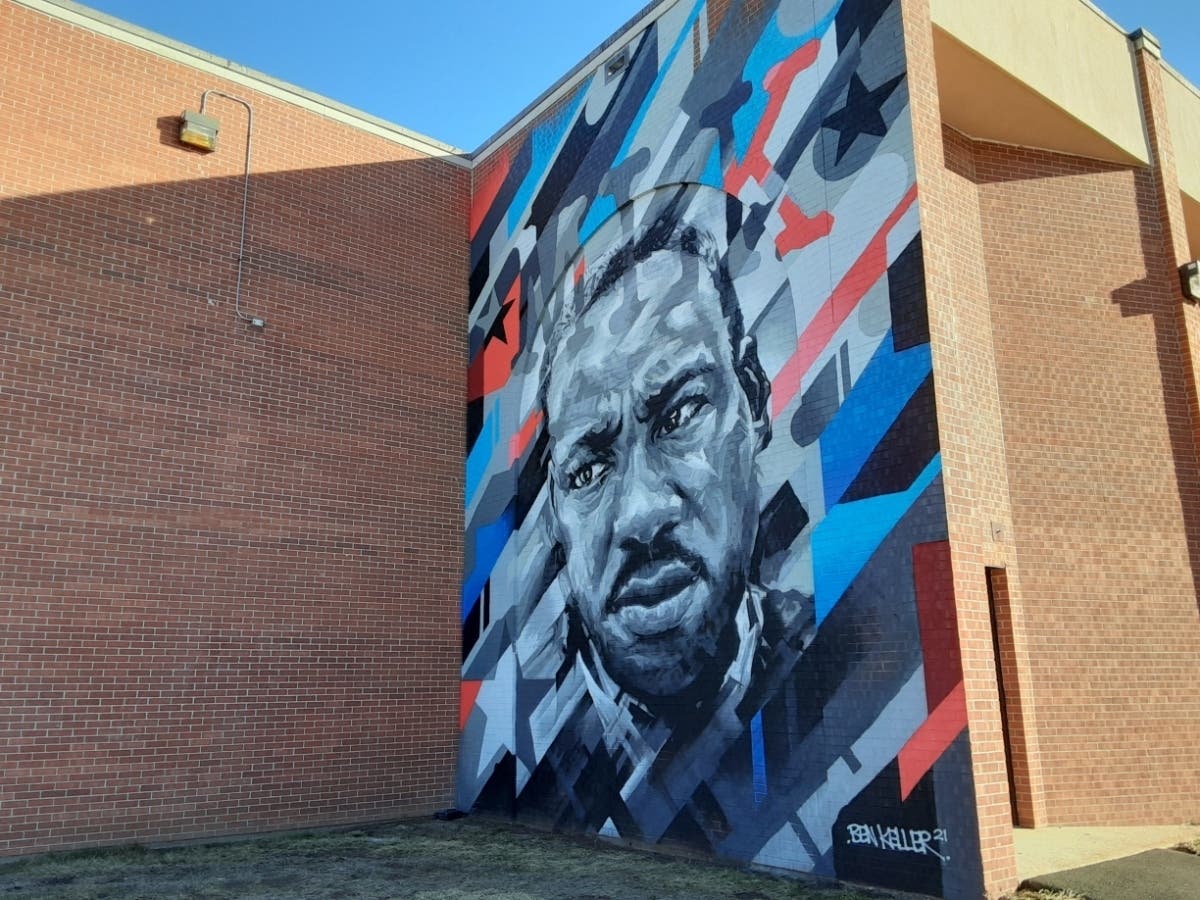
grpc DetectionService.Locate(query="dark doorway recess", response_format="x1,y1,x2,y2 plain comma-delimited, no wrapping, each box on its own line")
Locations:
986,567,1022,826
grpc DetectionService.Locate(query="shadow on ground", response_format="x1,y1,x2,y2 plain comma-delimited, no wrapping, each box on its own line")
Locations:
1010,841,1200,900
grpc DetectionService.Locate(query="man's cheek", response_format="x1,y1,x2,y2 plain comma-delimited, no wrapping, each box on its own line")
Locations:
561,522,605,590
665,445,722,493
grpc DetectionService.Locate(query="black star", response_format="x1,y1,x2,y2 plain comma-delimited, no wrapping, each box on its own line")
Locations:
822,73,904,164
483,298,515,347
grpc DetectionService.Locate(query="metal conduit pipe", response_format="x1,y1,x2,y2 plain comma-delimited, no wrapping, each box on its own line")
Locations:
199,89,264,328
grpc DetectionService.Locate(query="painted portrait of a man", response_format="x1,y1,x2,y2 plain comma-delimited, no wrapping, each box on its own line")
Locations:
461,1,981,894
543,196,788,718
501,185,817,846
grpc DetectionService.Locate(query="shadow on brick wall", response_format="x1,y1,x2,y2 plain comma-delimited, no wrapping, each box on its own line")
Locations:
970,145,1200,616
1111,168,1200,617
0,157,468,854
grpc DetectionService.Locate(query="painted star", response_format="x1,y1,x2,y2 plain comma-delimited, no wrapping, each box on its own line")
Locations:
483,298,515,346
822,73,904,163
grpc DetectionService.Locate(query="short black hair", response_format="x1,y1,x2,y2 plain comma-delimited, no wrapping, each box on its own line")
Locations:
539,210,746,422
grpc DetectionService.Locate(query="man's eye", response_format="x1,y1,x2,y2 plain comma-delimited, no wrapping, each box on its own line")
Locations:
656,397,706,438
567,460,609,491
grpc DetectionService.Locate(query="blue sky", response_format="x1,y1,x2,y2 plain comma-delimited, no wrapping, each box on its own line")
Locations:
82,0,1199,151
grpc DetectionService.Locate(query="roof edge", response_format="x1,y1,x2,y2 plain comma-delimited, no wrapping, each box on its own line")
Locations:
13,0,471,167
469,0,679,163
1164,61,1200,102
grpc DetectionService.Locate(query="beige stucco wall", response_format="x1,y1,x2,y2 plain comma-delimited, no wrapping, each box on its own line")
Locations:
1165,67,1200,203
931,0,1148,164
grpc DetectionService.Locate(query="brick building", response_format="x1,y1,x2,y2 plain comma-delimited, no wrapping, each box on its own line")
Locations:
4,0,1199,897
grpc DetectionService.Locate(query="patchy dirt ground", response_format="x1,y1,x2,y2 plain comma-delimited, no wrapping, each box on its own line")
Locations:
0,817,887,900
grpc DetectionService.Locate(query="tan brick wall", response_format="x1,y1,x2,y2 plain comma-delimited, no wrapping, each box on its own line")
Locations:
904,1,1200,872
1,0,467,854
899,2,1020,894
1133,42,1200,541
971,135,1200,827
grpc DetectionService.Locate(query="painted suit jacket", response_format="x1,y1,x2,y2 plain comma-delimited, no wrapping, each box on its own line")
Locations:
511,585,817,855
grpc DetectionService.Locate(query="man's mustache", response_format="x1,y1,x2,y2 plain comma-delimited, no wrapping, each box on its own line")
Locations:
605,529,706,613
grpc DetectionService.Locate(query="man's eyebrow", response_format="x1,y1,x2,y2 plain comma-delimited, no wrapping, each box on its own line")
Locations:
637,364,716,422
558,417,622,460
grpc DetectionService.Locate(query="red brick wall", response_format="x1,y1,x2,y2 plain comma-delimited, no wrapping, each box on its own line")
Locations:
970,136,1200,826
1,0,467,854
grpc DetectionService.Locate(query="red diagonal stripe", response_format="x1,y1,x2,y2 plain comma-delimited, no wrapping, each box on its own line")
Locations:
912,540,962,710
770,184,918,419
460,680,483,730
509,410,543,465
897,680,967,801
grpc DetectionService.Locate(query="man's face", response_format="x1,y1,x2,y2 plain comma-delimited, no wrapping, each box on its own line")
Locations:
544,248,766,705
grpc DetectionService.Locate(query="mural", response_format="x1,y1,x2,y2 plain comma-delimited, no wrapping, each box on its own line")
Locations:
460,0,983,896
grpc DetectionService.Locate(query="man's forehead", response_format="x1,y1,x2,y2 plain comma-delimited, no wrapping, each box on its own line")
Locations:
583,248,710,331
630,248,685,284
548,255,674,380
558,250,719,362
544,249,731,434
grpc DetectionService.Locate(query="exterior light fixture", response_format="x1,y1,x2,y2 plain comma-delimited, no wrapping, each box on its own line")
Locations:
605,48,629,80
1182,261,1200,302
179,109,219,151
175,90,267,329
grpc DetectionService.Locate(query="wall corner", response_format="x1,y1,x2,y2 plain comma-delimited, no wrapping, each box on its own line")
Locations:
898,0,1020,894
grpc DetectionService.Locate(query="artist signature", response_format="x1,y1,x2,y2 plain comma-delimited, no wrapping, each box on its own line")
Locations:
846,824,950,861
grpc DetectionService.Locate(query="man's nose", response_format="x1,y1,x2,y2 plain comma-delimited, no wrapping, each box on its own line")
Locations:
612,444,681,545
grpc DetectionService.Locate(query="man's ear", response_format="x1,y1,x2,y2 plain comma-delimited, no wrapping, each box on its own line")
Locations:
545,465,562,533
544,480,569,573
736,335,772,451
543,448,573,554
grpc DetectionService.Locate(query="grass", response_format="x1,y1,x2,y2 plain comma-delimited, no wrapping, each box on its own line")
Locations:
1174,835,1200,856
0,817,885,900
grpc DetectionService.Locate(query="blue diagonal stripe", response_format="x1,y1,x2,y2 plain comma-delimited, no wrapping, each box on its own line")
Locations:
466,409,499,510
462,503,515,622
820,332,932,509
612,0,706,167
507,85,588,236
751,711,768,807
579,194,618,245
812,454,941,624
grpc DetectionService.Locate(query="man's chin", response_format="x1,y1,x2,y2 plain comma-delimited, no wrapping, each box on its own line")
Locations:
586,578,743,708
602,639,717,706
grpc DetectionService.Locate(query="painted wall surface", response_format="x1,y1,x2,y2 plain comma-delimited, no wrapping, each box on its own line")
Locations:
461,1,982,895
1165,69,1200,204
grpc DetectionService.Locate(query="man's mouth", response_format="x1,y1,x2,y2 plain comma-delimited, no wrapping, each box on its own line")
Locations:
609,558,701,611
